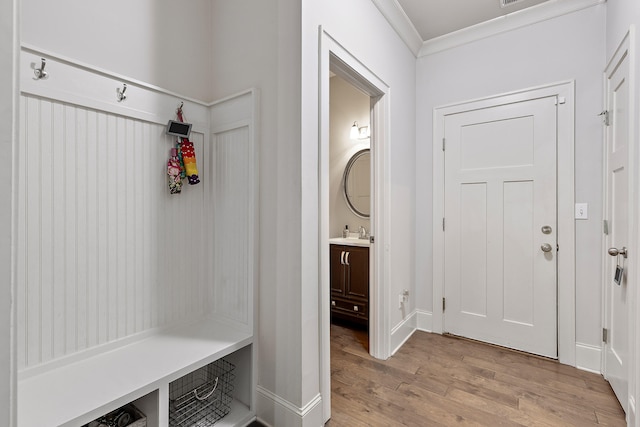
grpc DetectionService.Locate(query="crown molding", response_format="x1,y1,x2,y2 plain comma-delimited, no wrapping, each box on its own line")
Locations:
418,0,606,57
370,0,423,56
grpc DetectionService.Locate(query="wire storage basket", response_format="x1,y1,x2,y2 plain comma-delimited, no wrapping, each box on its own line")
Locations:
169,359,235,427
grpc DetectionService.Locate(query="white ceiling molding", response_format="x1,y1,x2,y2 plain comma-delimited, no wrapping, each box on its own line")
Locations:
370,0,423,56
418,0,606,57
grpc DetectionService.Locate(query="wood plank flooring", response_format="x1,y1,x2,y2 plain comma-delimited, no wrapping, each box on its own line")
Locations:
328,324,626,426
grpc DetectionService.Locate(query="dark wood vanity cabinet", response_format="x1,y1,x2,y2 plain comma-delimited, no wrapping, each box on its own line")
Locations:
330,244,369,325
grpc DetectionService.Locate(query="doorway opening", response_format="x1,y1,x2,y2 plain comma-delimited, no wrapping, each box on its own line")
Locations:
319,29,391,423
328,73,371,349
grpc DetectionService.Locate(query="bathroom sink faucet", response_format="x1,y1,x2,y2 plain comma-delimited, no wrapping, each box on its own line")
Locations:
358,226,367,239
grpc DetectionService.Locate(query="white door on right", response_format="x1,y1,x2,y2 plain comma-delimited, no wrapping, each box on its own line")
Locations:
603,33,631,414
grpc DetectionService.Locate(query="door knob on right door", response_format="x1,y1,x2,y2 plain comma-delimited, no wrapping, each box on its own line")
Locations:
608,247,627,258
541,243,553,253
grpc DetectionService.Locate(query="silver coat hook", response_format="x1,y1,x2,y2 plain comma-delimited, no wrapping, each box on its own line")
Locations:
116,83,127,102
34,58,48,80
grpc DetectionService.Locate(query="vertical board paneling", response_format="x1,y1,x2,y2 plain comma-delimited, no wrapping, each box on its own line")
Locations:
40,99,53,365
85,109,98,349
96,111,109,346
76,107,88,352
17,97,27,368
65,104,78,355
106,113,118,343
24,96,40,367
17,95,211,370
213,127,250,326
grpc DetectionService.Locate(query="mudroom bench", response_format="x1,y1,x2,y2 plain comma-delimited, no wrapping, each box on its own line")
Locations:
18,318,254,427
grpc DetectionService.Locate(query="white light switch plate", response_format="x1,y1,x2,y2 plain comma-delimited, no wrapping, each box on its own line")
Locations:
575,203,588,219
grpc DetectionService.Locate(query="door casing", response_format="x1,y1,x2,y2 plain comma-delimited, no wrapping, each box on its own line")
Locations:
433,81,576,366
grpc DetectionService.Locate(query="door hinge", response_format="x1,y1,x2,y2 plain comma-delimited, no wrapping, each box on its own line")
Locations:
599,110,610,126
442,218,445,231
603,219,609,235
369,235,375,244
603,328,608,343
555,96,566,105
442,297,446,312
442,137,446,152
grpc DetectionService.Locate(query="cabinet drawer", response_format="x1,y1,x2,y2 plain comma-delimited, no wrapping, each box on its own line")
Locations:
331,298,368,317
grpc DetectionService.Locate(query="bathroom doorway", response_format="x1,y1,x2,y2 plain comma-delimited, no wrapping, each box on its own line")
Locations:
319,30,391,423
328,73,371,342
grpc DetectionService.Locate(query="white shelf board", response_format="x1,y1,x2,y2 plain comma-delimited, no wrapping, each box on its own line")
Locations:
18,317,252,427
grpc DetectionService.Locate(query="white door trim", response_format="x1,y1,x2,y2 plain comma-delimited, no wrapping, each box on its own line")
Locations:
432,81,576,366
318,28,392,423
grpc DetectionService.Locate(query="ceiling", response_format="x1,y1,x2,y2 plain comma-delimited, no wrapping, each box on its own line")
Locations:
396,0,551,41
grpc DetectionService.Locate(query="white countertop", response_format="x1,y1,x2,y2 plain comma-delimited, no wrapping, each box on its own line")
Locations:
329,237,370,247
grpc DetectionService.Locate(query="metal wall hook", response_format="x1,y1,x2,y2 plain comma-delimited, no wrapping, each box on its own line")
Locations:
116,83,127,102
177,101,184,114
34,58,48,80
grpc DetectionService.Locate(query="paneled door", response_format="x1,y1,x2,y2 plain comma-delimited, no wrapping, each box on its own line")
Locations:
443,95,558,358
602,32,631,413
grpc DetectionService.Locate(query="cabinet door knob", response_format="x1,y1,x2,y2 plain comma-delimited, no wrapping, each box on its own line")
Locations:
331,301,336,306
340,251,345,265
353,305,358,312
345,252,350,266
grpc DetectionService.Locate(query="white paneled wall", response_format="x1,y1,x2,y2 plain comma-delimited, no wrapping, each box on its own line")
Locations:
209,92,257,334
212,127,251,326
17,95,210,370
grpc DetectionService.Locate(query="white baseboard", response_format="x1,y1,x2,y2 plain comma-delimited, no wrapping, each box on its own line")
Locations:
256,385,323,427
389,309,433,356
390,310,417,356
415,309,433,332
627,395,635,427
575,342,602,373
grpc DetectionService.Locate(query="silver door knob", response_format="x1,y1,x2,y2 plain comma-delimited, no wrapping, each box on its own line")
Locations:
541,243,553,252
608,247,627,258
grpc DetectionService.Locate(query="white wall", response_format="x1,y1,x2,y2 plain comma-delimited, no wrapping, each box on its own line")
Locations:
605,1,640,424
211,1,416,424
1,0,18,425
303,0,417,335
21,0,213,101
329,75,370,237
209,0,310,424
415,5,606,349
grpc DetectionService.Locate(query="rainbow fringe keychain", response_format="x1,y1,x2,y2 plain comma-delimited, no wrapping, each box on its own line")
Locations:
176,106,200,185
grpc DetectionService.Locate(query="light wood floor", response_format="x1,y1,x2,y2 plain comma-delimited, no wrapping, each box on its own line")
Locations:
328,323,626,426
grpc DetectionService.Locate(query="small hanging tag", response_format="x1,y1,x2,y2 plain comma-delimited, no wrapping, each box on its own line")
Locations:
614,264,623,286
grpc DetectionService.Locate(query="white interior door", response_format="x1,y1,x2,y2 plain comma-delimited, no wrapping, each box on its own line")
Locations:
444,95,558,358
603,34,631,413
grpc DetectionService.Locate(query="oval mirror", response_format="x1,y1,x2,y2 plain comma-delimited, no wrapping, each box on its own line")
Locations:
343,149,370,218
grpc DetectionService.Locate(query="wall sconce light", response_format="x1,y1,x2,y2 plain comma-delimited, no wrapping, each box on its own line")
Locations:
350,121,370,140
